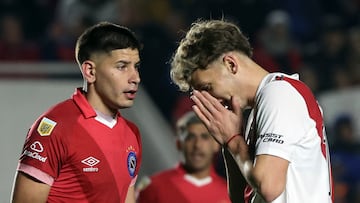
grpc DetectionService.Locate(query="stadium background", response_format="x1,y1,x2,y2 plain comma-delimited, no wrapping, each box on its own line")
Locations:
0,0,359,202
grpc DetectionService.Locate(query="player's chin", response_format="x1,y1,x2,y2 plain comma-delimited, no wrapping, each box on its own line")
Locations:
118,100,135,109
191,163,210,172
188,158,207,168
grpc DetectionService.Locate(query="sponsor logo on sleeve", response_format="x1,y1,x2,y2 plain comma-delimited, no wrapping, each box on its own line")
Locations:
37,117,57,136
81,156,100,172
23,141,48,162
259,133,284,144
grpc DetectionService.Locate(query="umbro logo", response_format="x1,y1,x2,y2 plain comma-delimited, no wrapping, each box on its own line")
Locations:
81,156,100,172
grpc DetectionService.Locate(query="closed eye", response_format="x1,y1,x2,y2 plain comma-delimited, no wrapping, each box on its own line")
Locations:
200,84,212,91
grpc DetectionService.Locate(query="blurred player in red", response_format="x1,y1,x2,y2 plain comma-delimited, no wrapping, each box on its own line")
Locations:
11,22,142,203
137,111,231,203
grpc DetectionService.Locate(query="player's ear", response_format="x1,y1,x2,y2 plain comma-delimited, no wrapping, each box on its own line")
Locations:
223,54,238,74
81,60,96,83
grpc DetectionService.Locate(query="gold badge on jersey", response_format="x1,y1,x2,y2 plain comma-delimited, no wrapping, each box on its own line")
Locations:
37,117,57,136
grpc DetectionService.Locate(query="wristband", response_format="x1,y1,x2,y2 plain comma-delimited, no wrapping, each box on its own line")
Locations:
225,134,241,146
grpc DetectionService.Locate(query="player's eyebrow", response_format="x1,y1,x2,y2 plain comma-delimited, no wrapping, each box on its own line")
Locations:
115,60,130,64
115,59,141,65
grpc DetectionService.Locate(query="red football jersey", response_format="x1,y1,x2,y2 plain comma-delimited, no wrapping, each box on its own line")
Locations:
17,88,142,203
138,164,231,203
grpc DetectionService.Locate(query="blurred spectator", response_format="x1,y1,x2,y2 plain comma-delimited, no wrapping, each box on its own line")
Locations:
0,0,58,41
0,14,40,61
332,67,353,90
118,0,188,122
307,14,348,92
330,114,360,203
319,0,360,28
40,21,76,61
330,114,360,152
56,0,120,31
135,21,178,121
252,10,303,74
282,0,323,43
346,26,360,86
298,63,320,94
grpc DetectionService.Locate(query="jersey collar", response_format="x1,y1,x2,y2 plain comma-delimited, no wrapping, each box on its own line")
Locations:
72,88,97,119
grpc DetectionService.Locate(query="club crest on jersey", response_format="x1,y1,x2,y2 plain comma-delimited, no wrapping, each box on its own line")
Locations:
37,117,57,136
126,146,137,177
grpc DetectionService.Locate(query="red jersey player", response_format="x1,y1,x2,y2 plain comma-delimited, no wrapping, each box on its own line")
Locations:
11,22,143,203
137,111,231,203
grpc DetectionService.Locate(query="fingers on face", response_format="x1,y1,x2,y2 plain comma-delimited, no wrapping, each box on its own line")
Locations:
191,95,212,125
193,91,221,112
191,92,217,121
200,91,229,113
191,93,228,145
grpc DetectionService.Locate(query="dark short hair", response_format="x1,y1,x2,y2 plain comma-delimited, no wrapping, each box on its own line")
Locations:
170,19,253,91
176,111,202,139
75,22,142,65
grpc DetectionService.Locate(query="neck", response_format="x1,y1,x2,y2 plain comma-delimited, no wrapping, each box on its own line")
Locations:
85,88,117,118
250,67,268,107
183,164,212,179
235,56,268,109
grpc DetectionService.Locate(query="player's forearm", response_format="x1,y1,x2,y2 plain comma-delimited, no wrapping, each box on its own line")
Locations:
225,135,255,186
226,136,283,202
226,135,272,201
125,185,136,203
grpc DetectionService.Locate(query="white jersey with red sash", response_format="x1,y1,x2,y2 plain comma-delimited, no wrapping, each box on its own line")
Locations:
244,73,333,203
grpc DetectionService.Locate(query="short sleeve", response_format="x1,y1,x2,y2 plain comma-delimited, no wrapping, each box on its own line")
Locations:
17,116,66,184
255,81,310,162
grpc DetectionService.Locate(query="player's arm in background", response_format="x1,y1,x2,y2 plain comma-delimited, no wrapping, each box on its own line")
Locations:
11,171,50,203
125,185,136,203
126,174,139,203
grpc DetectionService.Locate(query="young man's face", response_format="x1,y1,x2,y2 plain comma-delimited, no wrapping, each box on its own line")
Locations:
181,122,219,172
91,48,141,113
190,62,234,110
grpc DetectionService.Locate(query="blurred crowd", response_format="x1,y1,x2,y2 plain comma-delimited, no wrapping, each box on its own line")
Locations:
1,0,359,202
